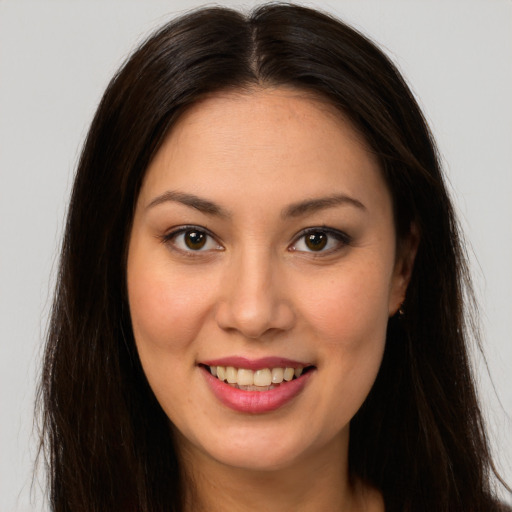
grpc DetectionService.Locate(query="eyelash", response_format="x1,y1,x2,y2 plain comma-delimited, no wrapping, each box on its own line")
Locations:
161,225,223,254
289,227,352,255
161,225,352,255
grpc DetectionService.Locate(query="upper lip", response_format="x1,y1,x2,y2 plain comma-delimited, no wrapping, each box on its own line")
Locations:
201,356,313,371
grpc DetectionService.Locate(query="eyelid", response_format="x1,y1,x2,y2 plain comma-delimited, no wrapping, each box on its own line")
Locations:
160,225,350,255
289,227,352,254
161,225,224,252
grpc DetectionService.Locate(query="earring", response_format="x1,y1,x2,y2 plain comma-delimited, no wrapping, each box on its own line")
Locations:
398,302,405,318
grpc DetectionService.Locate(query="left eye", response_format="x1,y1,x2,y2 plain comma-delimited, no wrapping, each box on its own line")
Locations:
166,228,223,252
290,229,349,253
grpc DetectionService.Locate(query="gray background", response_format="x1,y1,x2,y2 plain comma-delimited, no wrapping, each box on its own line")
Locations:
1,1,511,510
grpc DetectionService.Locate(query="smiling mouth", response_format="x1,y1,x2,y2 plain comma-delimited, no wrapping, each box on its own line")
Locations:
201,364,315,391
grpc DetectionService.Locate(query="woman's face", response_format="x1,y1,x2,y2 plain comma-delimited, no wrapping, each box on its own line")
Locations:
127,88,413,472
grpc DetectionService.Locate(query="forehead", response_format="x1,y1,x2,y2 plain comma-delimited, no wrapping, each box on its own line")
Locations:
138,87,389,216
167,87,368,159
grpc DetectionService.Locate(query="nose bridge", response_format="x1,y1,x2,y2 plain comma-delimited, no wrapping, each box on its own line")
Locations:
216,242,294,338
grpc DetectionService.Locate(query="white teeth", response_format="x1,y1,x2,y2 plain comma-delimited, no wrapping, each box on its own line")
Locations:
216,366,226,381
237,368,254,386
271,367,284,384
226,366,237,384
254,368,272,387
283,367,295,381
210,365,305,387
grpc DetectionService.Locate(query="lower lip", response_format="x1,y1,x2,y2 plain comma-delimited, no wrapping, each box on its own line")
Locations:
201,367,314,414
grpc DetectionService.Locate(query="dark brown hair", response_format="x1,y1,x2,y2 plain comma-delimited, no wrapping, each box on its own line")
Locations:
39,4,509,511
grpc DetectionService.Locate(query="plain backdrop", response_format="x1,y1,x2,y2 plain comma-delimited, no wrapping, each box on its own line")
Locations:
1,1,511,510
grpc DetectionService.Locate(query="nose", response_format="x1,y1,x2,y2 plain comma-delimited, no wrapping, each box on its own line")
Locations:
215,249,296,339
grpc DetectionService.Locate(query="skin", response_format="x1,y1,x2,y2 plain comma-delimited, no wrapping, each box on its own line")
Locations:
127,87,417,511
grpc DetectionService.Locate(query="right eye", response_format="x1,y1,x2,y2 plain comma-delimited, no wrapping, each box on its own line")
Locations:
163,227,223,253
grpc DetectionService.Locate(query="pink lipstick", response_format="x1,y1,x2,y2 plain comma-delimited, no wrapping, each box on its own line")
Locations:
200,357,315,414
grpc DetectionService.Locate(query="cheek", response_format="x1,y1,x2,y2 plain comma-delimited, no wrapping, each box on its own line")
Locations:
296,262,391,411
126,254,218,423
127,254,214,361
300,263,392,347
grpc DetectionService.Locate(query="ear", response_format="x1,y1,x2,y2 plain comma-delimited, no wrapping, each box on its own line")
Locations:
388,223,420,317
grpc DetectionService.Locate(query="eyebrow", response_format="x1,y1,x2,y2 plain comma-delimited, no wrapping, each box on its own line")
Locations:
281,194,366,218
146,190,365,219
146,190,230,217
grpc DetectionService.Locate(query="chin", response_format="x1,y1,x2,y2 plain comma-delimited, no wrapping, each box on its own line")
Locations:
210,446,305,473
185,421,347,474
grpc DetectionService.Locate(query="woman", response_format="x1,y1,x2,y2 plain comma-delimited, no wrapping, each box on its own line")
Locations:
39,4,510,511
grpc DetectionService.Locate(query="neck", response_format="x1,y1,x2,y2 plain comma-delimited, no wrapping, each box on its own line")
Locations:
178,432,382,512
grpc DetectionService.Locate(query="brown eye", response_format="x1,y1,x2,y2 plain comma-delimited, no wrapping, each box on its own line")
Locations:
304,232,328,251
164,227,223,253
184,230,207,250
290,227,351,255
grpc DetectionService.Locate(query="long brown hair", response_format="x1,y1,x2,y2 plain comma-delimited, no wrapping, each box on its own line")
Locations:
39,4,509,511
